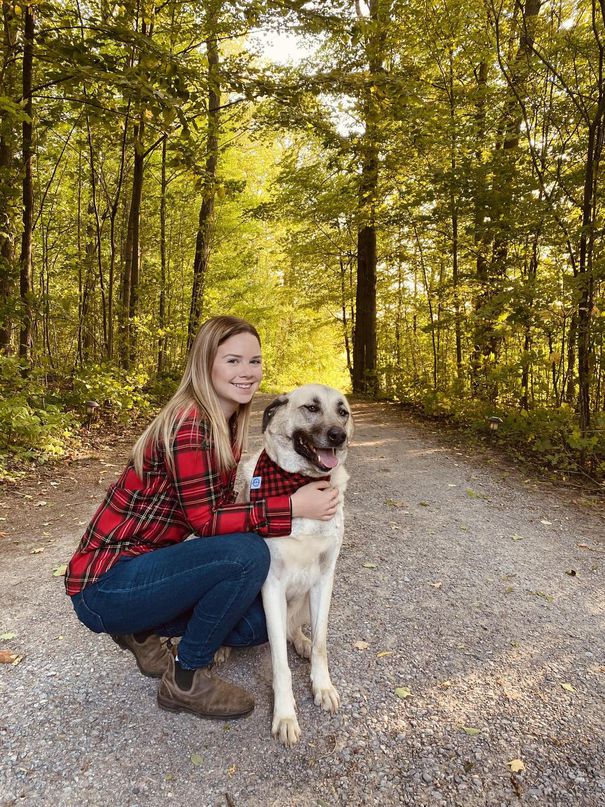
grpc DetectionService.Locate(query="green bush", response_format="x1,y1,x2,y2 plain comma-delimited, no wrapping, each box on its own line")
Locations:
69,364,154,419
389,379,605,481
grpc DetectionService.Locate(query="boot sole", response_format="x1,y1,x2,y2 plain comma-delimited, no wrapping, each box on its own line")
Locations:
157,693,254,721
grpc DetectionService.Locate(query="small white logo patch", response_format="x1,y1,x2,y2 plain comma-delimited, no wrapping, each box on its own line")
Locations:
250,476,262,490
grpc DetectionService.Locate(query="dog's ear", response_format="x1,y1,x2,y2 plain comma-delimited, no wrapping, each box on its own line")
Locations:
262,395,288,432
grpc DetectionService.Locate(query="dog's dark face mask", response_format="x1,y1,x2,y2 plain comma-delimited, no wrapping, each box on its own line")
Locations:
262,396,288,432
262,386,352,474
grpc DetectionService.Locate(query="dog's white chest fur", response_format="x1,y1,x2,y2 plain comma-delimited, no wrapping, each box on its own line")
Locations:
242,455,348,598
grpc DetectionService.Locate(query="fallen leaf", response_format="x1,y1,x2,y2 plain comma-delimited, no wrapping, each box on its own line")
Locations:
0,632,16,640
376,651,393,658
0,650,22,665
439,680,452,689
560,682,575,692
31,547,44,554
540,519,552,525
34,500,48,507
227,764,237,777
52,564,67,577
462,726,481,736
362,562,377,569
386,499,406,508
429,581,443,589
508,758,525,773
353,640,369,650
419,501,430,507
164,774,175,782
511,534,525,541
395,687,412,699
190,753,203,766
565,569,577,576
530,590,553,602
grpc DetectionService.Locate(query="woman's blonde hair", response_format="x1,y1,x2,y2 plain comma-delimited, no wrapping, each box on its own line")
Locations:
132,316,261,477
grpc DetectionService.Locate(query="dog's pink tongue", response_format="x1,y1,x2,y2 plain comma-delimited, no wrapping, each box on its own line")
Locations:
317,449,339,469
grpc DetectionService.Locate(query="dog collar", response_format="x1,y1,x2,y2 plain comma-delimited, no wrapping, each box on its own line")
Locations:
249,450,330,501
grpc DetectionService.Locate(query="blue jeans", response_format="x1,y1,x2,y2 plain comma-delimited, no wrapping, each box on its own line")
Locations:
70,532,270,668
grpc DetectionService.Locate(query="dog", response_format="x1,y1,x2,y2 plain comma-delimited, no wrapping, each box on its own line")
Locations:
239,384,353,747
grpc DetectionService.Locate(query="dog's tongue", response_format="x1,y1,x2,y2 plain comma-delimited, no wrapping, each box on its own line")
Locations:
317,449,339,469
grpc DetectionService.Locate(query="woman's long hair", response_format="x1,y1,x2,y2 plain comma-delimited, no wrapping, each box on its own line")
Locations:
131,316,261,477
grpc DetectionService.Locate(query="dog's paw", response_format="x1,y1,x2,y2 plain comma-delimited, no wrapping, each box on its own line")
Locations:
212,646,232,665
313,683,340,713
291,632,312,660
272,714,301,747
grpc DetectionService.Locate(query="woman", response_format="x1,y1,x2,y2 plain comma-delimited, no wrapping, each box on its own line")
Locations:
66,316,338,720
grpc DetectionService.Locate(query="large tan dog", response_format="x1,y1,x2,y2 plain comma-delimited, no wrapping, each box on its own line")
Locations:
240,384,353,747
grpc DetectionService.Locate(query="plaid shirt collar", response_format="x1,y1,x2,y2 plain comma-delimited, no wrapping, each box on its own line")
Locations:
249,449,330,501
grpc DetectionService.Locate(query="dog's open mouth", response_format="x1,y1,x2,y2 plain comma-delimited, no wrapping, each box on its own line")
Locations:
293,431,340,472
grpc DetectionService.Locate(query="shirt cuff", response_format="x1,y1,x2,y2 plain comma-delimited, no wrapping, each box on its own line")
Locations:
259,494,292,537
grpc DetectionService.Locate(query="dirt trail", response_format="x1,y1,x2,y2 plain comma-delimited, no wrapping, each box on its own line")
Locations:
1,398,604,807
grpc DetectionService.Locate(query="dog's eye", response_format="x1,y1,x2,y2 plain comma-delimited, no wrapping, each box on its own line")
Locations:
338,408,349,418
304,404,319,413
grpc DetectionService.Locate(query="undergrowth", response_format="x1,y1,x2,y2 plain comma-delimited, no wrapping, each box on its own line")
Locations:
383,385,605,486
0,359,179,481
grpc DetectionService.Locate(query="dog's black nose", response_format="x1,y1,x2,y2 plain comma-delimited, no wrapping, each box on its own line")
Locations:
327,427,347,446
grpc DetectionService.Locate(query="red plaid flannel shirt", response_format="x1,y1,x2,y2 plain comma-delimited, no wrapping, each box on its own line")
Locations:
64,411,292,595
249,450,330,501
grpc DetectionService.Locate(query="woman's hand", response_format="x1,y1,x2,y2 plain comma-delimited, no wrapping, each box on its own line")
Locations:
290,481,340,521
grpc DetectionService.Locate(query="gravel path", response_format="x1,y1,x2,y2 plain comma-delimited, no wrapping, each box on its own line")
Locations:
1,398,604,807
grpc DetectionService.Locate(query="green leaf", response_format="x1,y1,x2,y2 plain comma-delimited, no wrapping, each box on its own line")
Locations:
190,753,203,766
52,564,67,577
462,726,481,736
362,562,377,569
395,686,412,699
0,631,16,640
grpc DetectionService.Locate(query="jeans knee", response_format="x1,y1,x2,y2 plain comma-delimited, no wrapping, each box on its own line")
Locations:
241,532,270,586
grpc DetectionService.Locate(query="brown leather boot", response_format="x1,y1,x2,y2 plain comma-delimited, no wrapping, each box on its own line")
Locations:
157,653,254,720
111,633,172,678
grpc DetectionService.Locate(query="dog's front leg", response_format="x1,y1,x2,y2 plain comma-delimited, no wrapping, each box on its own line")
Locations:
309,560,340,714
262,579,301,747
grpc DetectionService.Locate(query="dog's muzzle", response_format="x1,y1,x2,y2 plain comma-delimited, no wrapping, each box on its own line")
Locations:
292,428,347,472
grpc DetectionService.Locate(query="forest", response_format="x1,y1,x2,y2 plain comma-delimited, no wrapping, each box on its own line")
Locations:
0,0,604,481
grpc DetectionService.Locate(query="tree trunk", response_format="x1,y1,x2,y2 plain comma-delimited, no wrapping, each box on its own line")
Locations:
352,0,385,396
107,107,130,360
576,94,604,432
158,135,168,373
473,0,541,399
471,58,489,394
448,46,462,379
0,1,18,353
119,117,145,368
18,3,34,365
187,15,220,350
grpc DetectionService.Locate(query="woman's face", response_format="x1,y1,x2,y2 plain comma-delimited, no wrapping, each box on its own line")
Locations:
211,332,262,417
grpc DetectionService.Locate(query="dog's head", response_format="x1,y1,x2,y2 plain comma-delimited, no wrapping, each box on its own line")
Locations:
262,384,353,476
